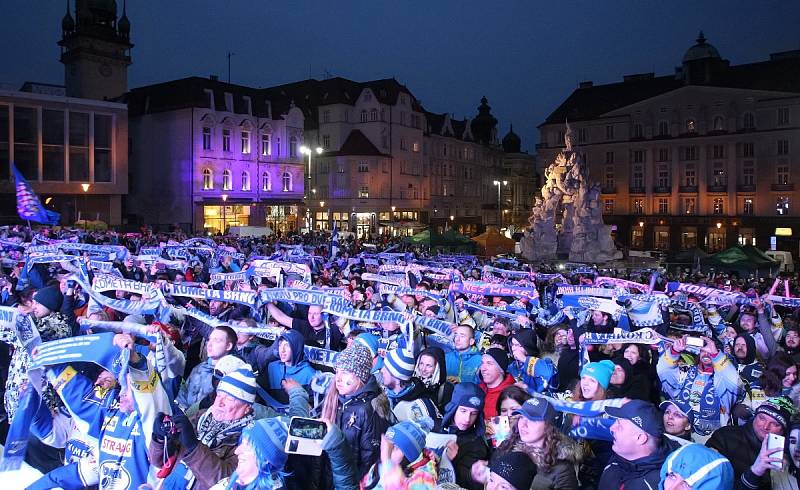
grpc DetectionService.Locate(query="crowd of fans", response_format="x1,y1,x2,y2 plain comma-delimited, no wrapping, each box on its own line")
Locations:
1,224,800,489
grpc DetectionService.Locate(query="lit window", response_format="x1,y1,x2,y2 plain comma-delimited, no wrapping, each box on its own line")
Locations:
282,171,291,192
262,172,270,191
203,168,213,190
412,142,420,153
603,199,614,214
222,169,232,190
777,196,790,215
359,186,369,198
241,171,250,191
241,131,250,154
712,162,726,186
713,198,724,215
633,199,644,214
202,127,212,150
686,119,696,133
222,129,231,152
684,198,696,215
658,198,669,214
358,161,369,173
777,165,790,185
261,134,270,156
289,137,297,158
743,198,754,215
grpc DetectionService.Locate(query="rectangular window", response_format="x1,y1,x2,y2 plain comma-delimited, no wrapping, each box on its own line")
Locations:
684,198,696,215
657,165,669,187
603,199,614,214
742,161,755,185
322,110,330,123
743,198,754,215
633,199,644,214
777,165,790,185
358,161,369,173
94,114,112,182
632,150,645,163
203,127,212,150
604,166,614,189
68,111,89,182
14,106,38,180
655,230,670,250
222,129,231,152
712,144,725,159
712,162,726,186
358,186,369,198
681,146,698,160
241,131,250,154
778,139,789,155
578,128,588,143
631,228,644,249
684,164,696,186
713,198,724,215
657,148,670,162
605,151,614,164
778,107,790,126
658,198,669,214
322,135,330,149
658,121,670,137
400,138,407,151
777,196,790,215
742,142,754,158
681,229,697,249
631,165,644,188
261,134,270,156
42,109,64,182
632,124,643,139
605,125,614,140
412,142,420,153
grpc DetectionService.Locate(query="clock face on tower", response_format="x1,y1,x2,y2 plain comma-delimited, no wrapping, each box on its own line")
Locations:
99,63,112,77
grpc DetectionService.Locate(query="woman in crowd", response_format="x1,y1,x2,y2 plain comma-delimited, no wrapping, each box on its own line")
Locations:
413,346,454,413
210,418,292,489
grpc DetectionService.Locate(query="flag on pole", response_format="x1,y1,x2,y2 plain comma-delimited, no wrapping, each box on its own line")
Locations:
331,222,339,258
13,165,60,225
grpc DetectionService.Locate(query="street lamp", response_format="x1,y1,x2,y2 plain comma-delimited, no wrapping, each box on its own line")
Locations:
221,194,228,235
300,145,323,199
716,222,722,229
81,184,90,231
493,180,507,226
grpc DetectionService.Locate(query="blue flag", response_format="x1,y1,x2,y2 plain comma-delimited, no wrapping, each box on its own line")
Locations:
331,222,339,258
13,165,60,225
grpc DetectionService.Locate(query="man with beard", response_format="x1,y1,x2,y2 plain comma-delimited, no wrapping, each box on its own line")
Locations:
657,335,741,440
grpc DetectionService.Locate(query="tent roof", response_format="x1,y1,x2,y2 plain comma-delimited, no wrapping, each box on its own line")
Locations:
703,245,777,268
472,227,515,247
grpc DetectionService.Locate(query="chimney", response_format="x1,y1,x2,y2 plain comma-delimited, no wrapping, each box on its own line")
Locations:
578,81,593,88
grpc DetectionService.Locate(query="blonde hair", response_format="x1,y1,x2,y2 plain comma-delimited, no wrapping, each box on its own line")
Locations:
320,370,364,424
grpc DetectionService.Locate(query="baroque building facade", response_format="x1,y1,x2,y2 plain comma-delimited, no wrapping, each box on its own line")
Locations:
537,33,800,254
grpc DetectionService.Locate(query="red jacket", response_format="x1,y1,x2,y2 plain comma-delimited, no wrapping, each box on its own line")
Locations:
480,374,516,419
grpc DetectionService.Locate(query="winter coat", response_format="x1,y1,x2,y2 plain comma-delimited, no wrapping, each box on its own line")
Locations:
441,426,489,490
499,432,582,490
479,374,516,419
706,422,767,490
416,346,455,413
321,424,359,490
607,357,650,401
337,377,392,479
387,379,443,427
598,438,677,490
266,330,318,404
444,347,482,383
508,356,558,394
177,359,215,409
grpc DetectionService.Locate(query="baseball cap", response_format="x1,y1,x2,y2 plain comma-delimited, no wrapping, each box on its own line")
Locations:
605,399,664,437
513,397,556,424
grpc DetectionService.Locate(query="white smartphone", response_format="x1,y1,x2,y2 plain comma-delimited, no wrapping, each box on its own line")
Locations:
766,433,785,471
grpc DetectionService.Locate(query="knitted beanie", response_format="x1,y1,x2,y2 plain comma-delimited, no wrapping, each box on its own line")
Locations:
384,346,416,381
244,417,289,470
385,417,433,463
34,285,63,313
213,355,250,379
217,367,257,405
581,360,615,389
484,348,510,374
335,344,373,385
354,332,380,358
490,451,537,490
754,397,794,432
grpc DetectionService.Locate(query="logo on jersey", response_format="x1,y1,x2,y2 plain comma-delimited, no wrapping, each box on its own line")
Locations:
99,461,132,490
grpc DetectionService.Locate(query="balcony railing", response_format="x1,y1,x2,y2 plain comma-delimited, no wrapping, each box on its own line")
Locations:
678,185,698,193
653,186,671,194
737,184,756,192
601,187,616,194
707,184,727,193
772,183,795,191
629,186,646,194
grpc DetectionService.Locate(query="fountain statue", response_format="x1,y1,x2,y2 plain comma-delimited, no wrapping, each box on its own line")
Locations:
520,122,622,263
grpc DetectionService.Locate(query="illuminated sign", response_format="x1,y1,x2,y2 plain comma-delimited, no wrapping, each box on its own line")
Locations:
775,228,792,236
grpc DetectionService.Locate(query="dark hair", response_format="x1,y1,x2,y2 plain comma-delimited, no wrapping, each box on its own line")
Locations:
760,352,797,397
496,418,563,472
213,326,237,352
496,385,532,414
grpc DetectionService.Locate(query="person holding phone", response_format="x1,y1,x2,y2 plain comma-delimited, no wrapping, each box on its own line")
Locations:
706,396,794,489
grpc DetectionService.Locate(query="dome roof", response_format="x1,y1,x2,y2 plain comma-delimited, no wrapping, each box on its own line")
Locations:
502,124,521,153
682,31,721,63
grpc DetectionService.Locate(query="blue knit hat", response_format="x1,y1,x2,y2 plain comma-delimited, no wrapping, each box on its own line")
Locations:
383,346,416,381
354,332,379,358
659,443,733,490
581,360,615,389
243,417,289,470
385,417,433,463
217,368,257,405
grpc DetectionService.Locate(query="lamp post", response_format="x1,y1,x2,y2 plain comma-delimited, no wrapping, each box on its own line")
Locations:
493,180,507,227
81,184,90,231
300,145,323,196
221,194,228,235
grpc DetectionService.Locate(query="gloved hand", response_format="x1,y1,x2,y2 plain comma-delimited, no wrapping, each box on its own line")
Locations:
152,412,169,443
172,412,198,453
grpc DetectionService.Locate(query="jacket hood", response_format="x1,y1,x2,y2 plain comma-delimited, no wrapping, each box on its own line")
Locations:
610,356,633,389
442,382,485,435
511,329,539,357
734,334,757,365
278,329,306,366
416,346,447,386
607,438,672,477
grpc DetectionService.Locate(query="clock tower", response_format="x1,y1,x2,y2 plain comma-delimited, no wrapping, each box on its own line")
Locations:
59,0,132,100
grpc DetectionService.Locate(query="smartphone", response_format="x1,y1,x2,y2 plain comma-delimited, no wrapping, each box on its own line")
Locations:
490,415,511,448
767,433,785,470
686,337,704,348
285,417,327,457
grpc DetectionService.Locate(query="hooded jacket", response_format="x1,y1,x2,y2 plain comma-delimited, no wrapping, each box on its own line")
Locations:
414,346,454,413
336,377,392,479
478,374,516,419
508,330,558,394
444,346,482,383
598,438,678,490
267,330,318,403
506,432,583,490
705,421,766,490
607,357,650,401
733,334,763,387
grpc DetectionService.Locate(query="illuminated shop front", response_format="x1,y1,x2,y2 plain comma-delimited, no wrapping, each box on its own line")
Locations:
266,205,299,234
203,204,250,234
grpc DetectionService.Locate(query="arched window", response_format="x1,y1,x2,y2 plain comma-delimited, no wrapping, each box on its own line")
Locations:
203,168,213,190
262,172,271,191
282,171,291,192
241,171,250,191
289,136,297,158
713,116,725,131
222,169,232,190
